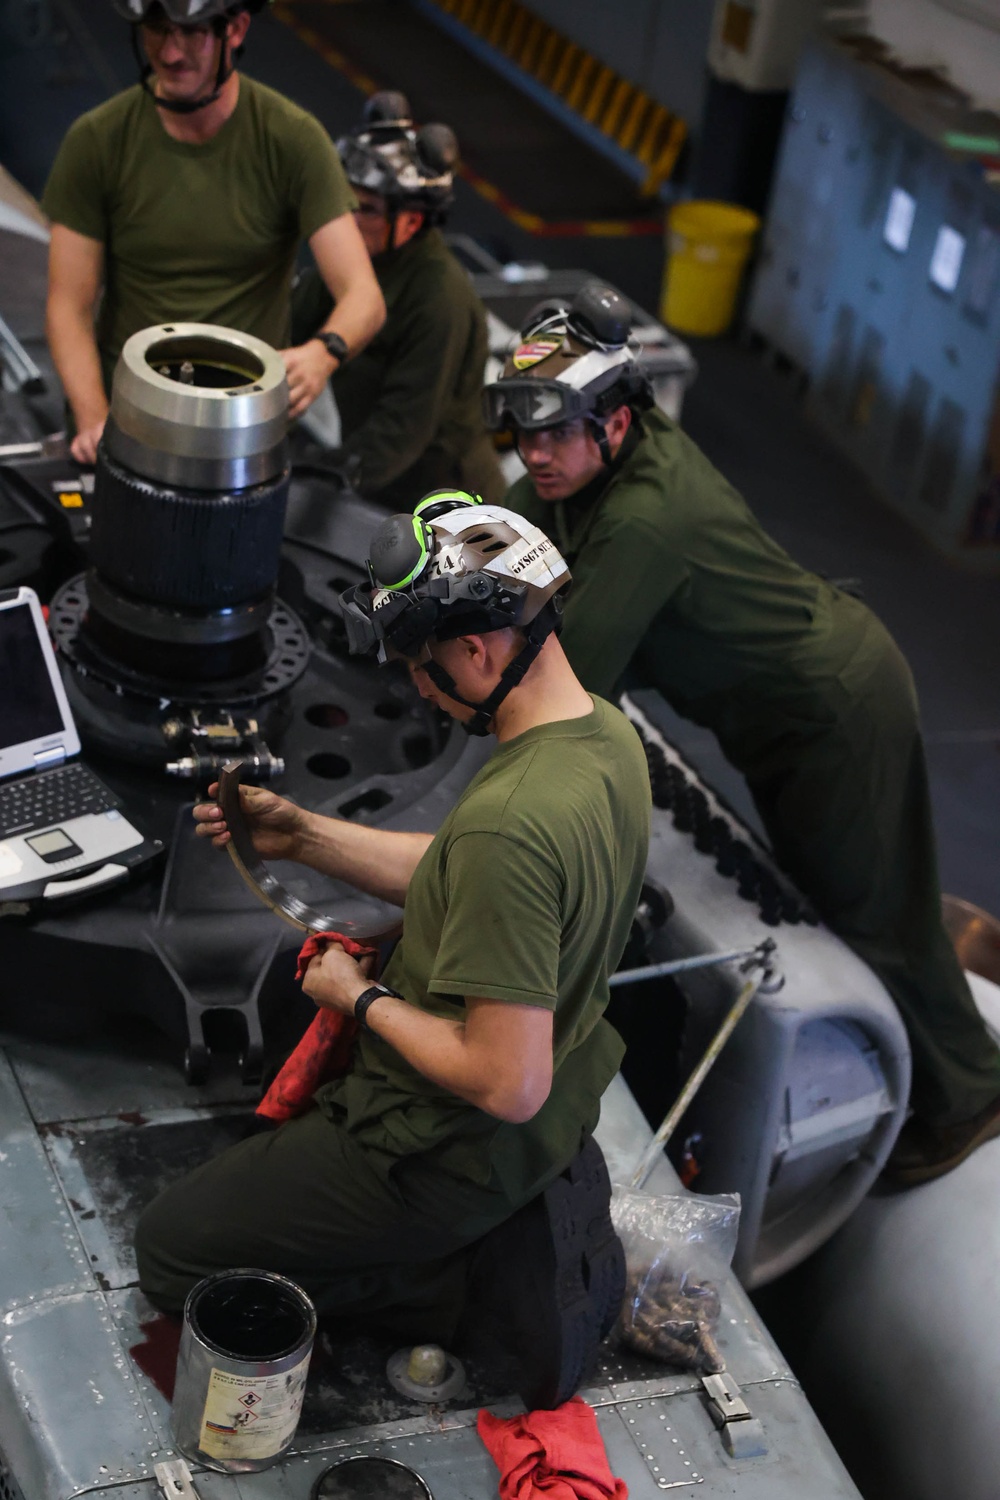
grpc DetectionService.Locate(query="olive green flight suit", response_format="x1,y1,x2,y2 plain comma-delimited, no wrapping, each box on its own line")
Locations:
292,227,504,507
508,409,1000,1128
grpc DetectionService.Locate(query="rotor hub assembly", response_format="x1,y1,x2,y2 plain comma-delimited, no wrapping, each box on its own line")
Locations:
78,323,292,685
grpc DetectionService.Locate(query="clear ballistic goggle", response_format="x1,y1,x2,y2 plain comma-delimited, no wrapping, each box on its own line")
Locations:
112,0,232,21
481,379,599,433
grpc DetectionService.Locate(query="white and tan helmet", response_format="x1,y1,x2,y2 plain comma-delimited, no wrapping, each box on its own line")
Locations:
342,490,569,660
340,491,570,734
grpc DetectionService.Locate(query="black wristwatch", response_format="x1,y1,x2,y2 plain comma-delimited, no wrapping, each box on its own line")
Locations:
313,330,349,368
354,983,401,1030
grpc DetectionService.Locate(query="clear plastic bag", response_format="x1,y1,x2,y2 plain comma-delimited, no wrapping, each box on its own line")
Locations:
610,1187,740,1373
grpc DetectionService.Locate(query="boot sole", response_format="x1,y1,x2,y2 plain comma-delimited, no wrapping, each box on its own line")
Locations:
883,1105,1000,1187
461,1136,624,1410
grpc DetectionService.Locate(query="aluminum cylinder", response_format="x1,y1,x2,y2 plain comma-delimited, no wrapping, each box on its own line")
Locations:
104,323,289,490
171,1268,316,1473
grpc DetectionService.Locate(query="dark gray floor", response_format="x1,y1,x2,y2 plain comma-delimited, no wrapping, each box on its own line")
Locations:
676,338,1000,915
2,0,998,914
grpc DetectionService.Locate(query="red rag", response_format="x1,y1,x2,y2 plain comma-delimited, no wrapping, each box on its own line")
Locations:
255,931,377,1123
477,1398,628,1500
128,1314,182,1401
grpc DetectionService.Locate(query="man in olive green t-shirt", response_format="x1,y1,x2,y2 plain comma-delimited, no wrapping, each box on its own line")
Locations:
484,282,1000,1190
42,0,385,463
134,494,650,1403
291,92,504,506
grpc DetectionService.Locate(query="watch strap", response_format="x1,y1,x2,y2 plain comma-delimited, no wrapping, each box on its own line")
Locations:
354,983,399,1029
315,330,349,366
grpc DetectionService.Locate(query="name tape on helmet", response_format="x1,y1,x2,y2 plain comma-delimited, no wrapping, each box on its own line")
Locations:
492,531,567,587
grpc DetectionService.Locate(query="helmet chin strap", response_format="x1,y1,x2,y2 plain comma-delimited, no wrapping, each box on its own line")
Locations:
587,415,613,467
420,608,558,738
132,19,233,115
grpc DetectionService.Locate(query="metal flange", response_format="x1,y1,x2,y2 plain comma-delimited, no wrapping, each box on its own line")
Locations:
105,322,289,489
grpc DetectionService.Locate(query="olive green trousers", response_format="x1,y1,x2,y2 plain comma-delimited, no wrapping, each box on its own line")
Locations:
134,1109,519,1340
729,620,1000,1128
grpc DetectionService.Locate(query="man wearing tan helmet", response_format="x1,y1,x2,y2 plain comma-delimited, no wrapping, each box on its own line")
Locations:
135,491,650,1409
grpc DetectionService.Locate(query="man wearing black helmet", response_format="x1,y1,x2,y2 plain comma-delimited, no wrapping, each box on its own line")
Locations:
42,0,385,464
292,93,503,507
135,491,650,1408
484,284,1000,1188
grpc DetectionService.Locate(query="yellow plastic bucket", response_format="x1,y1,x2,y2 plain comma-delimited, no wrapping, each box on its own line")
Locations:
661,200,761,337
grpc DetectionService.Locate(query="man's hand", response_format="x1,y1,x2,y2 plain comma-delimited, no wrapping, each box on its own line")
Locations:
280,340,336,420
301,941,374,1016
70,419,106,466
197,783,430,905
193,781,307,860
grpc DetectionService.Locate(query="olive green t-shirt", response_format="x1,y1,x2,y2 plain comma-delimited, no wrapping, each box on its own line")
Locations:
42,76,355,394
508,408,877,765
316,697,651,1201
292,227,503,505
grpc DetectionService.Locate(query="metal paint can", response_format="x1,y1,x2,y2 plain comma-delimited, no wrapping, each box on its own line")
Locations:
171,1268,316,1473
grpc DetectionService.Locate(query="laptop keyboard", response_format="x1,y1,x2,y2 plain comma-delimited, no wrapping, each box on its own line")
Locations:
0,762,119,838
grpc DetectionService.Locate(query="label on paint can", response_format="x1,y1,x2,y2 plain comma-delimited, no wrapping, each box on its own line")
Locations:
198,1356,310,1461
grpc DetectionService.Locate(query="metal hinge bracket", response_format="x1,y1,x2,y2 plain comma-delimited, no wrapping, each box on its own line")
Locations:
702,1372,768,1459
155,1458,202,1500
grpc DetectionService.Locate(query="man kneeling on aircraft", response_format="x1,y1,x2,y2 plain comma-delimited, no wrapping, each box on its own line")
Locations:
134,491,651,1404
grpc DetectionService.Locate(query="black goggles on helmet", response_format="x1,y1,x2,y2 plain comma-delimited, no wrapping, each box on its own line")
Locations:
340,586,437,662
340,575,522,663
481,379,597,433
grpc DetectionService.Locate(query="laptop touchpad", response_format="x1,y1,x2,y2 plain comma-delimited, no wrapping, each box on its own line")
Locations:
25,828,83,864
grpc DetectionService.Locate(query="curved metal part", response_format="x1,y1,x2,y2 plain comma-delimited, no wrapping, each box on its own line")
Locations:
312,1455,434,1499
218,760,402,939
107,323,289,489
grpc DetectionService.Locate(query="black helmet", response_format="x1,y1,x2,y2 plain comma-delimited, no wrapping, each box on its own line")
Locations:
482,283,653,442
338,91,457,223
339,491,570,736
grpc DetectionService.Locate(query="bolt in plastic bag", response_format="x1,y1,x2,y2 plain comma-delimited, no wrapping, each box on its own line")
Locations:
611,1187,740,1373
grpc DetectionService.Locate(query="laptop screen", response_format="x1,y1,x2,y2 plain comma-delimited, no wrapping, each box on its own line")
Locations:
0,601,64,752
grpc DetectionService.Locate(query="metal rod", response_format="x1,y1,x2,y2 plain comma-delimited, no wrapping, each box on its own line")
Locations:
0,434,68,462
609,946,761,987
629,972,763,1189
0,312,46,396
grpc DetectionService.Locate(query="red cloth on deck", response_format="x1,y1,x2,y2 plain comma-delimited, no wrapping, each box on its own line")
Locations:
477,1398,628,1500
255,931,377,1123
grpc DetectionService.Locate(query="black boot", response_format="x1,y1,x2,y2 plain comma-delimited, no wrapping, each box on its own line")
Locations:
458,1135,625,1410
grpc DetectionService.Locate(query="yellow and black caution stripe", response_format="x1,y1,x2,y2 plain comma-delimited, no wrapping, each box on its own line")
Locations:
272,0,684,237
428,0,686,200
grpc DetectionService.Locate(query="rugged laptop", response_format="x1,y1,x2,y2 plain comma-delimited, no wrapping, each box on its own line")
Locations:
0,585,162,905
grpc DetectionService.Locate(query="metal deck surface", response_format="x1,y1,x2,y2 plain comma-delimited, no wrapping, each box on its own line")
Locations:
0,1026,862,1500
